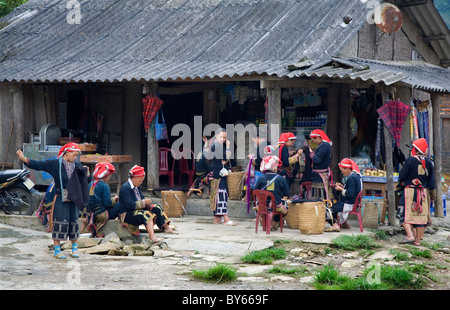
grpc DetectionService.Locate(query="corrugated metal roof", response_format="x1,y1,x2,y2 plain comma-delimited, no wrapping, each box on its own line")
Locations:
0,0,375,83
289,56,450,92
397,0,450,68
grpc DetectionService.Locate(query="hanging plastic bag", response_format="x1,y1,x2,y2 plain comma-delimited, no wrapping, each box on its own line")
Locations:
155,109,169,142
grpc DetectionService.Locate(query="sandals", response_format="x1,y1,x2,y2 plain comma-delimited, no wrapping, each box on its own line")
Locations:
223,220,236,226
324,225,340,232
150,237,164,244
71,252,79,258
54,252,67,259
399,238,415,244
164,228,178,234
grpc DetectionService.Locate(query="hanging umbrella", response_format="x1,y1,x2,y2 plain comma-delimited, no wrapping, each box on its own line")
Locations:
376,99,410,148
142,94,164,133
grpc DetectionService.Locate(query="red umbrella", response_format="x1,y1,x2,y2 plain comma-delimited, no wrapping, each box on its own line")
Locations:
376,99,410,147
142,94,164,133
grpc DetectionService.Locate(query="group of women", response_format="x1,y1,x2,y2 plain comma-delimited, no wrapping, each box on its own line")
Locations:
15,126,436,259
16,142,176,259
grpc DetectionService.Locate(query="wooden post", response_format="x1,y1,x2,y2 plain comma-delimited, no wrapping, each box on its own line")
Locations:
430,92,443,217
263,80,281,143
338,84,351,160
327,84,339,179
147,83,159,190
380,87,397,225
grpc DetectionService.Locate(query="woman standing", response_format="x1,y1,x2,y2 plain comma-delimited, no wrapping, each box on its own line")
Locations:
17,143,89,259
397,138,435,246
299,129,332,199
209,128,236,225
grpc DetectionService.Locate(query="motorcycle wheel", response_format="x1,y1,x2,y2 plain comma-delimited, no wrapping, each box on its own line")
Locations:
3,187,36,215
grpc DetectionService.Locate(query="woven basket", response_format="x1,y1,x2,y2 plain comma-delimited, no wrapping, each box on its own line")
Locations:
285,202,300,229
227,171,245,200
161,190,187,218
361,197,382,229
297,201,327,235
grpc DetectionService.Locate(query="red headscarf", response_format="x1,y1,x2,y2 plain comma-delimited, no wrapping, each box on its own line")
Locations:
93,162,115,180
278,132,296,144
310,129,332,145
411,138,428,157
57,142,81,158
260,156,280,172
412,138,428,170
129,165,145,177
338,158,361,175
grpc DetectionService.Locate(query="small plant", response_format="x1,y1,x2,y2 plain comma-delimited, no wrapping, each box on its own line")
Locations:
241,247,287,265
332,234,379,251
389,249,410,261
268,264,309,277
370,229,389,241
409,248,432,259
313,264,349,287
191,264,237,284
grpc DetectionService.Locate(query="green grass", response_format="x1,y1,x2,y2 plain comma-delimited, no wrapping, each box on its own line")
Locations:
241,247,287,265
331,234,379,251
191,264,237,284
267,264,309,277
312,263,426,290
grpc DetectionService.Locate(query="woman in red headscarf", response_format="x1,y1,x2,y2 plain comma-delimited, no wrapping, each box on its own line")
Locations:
118,165,176,243
17,142,89,259
81,162,119,237
396,138,436,246
273,132,302,187
298,129,333,199
325,158,363,232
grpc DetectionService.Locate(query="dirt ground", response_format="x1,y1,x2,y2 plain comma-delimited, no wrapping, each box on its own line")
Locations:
1,215,449,292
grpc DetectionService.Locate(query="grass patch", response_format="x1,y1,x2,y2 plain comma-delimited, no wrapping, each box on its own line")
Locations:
268,264,309,277
408,247,432,259
312,263,426,290
369,229,389,241
191,264,237,284
241,248,287,265
332,234,379,251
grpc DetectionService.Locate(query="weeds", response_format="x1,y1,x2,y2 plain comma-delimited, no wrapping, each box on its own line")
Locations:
241,247,287,265
332,234,379,251
268,264,309,277
191,264,237,284
313,263,426,290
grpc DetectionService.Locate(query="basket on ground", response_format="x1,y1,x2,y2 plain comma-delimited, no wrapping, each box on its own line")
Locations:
227,171,245,200
361,196,385,228
297,201,327,234
161,190,187,218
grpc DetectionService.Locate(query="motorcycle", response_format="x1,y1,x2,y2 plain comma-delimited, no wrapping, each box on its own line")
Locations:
0,168,36,215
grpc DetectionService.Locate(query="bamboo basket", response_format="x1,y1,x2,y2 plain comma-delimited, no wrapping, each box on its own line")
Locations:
285,202,300,229
361,197,382,229
227,171,245,200
161,190,187,218
297,201,327,235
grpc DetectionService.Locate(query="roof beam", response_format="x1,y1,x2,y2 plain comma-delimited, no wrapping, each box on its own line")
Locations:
397,0,428,7
423,34,449,42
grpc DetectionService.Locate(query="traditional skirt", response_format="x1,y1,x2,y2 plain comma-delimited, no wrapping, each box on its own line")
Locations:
50,195,80,241
120,204,170,235
210,178,228,216
397,186,429,226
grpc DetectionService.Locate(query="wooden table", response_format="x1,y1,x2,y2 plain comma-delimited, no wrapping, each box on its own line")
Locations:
362,176,398,198
80,154,132,193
